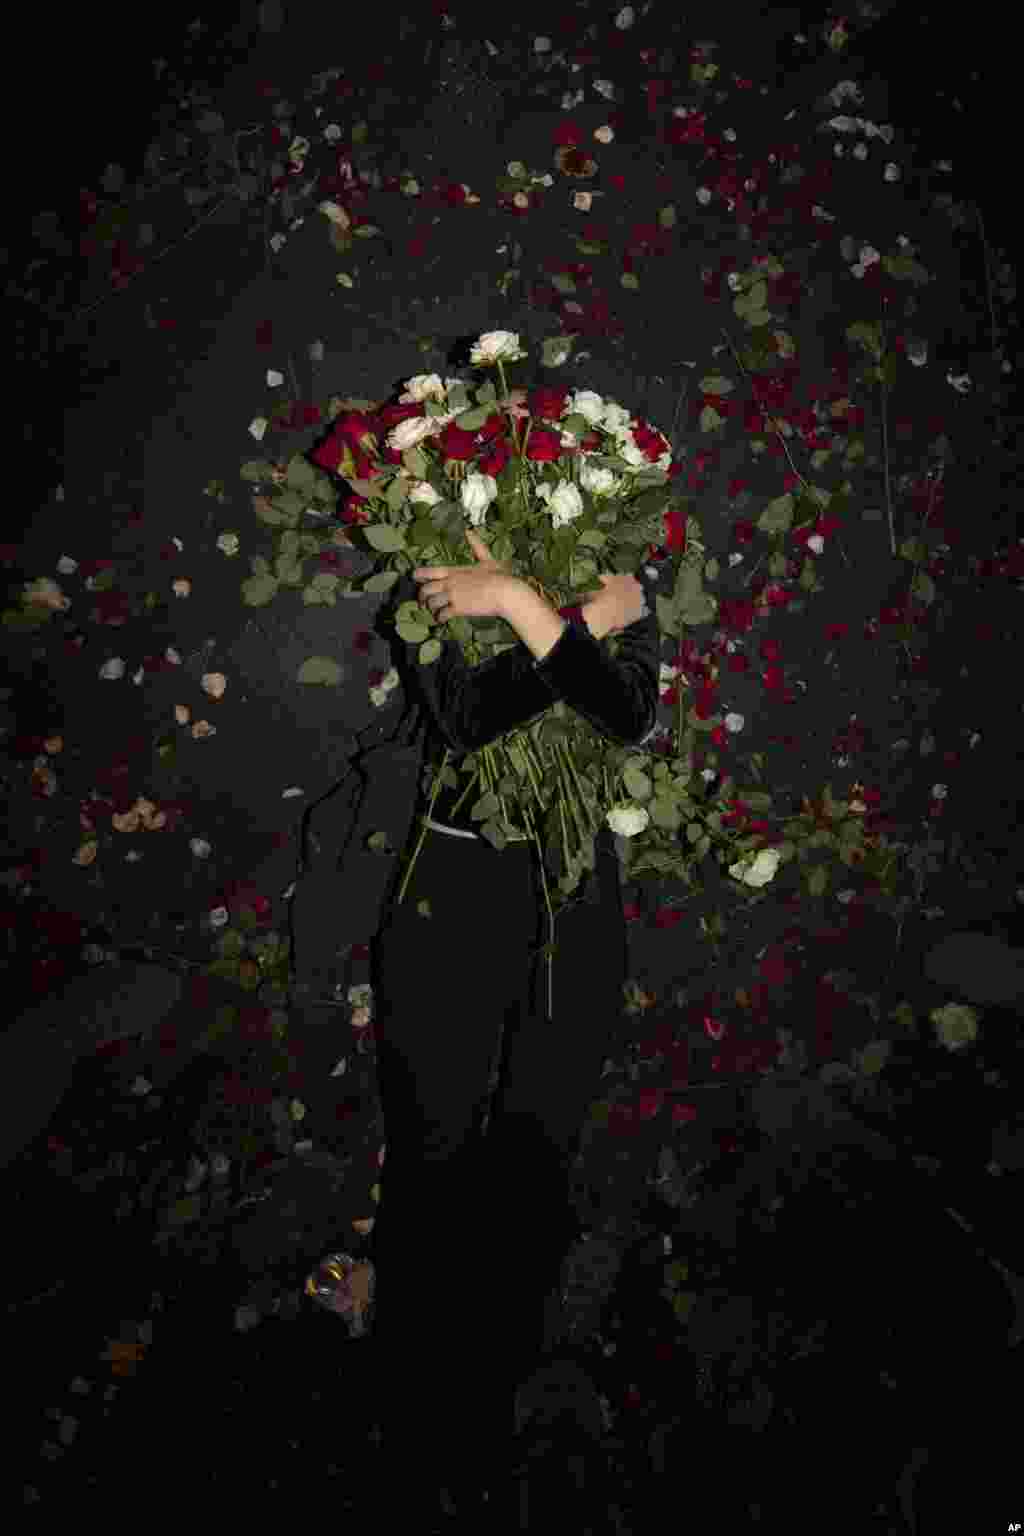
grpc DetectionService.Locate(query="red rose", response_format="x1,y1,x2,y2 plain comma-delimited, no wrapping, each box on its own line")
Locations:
476,411,507,445
479,439,513,478
528,387,569,421
374,401,425,431
524,428,563,462
437,421,478,461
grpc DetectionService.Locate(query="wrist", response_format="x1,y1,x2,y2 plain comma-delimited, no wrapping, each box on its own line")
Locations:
561,601,607,641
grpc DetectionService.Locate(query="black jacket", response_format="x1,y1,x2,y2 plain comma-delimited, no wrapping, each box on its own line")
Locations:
290,563,664,993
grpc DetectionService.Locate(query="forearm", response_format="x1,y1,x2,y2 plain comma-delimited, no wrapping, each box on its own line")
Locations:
497,578,566,662
498,578,607,660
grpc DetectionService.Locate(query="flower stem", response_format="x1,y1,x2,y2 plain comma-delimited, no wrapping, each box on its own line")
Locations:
398,748,452,903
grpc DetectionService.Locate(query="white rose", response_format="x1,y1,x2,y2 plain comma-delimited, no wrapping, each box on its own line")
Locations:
617,434,651,469
567,389,606,425
607,803,649,837
408,480,442,507
399,373,445,403
728,847,781,888
460,472,498,523
930,1001,979,1053
536,480,584,528
579,460,620,497
601,401,633,434
470,330,527,365
386,415,440,451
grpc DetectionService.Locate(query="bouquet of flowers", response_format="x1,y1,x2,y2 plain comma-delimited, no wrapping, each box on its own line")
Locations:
312,330,693,1014
303,331,894,1019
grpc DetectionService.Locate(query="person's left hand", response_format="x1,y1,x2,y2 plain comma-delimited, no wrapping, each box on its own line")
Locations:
413,528,516,623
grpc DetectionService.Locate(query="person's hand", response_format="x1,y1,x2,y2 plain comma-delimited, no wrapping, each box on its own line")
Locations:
580,572,647,635
413,528,516,623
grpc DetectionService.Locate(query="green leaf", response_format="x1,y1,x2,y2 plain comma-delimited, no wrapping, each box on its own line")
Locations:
165,1194,203,1228
757,493,795,535
699,405,724,433
911,568,936,604
296,656,343,685
241,573,280,606
679,592,717,626
620,272,640,290
253,498,287,527
455,406,491,430
284,455,317,492
658,204,677,228
240,459,276,482
698,374,734,395
362,568,401,593
363,523,406,553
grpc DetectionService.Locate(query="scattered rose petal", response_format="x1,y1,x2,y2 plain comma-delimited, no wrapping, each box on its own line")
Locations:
201,672,227,700
175,704,191,725
73,841,99,866
190,837,212,859
43,736,63,754
99,657,126,680
249,416,269,441
24,576,71,611
319,200,351,229
281,786,304,798
191,720,217,739
266,369,284,387
209,905,229,927
56,555,78,575
172,578,191,598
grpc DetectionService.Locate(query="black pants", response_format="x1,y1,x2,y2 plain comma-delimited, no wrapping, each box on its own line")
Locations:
368,823,627,1490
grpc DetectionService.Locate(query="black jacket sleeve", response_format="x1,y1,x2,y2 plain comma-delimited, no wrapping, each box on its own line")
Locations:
389,571,660,756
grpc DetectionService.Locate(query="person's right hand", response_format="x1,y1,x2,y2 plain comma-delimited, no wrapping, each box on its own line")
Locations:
580,572,647,635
